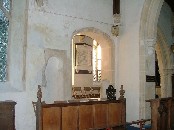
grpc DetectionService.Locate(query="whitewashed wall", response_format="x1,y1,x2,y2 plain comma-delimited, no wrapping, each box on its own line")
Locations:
1,0,170,129
0,0,116,130
119,0,145,121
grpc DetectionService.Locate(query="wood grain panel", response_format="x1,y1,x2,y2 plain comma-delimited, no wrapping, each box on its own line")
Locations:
150,100,159,130
93,104,108,129
172,100,174,130
42,107,61,130
62,106,78,130
108,103,122,127
0,101,16,130
79,105,93,130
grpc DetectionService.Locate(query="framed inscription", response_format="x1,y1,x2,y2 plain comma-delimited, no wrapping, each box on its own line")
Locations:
75,43,92,74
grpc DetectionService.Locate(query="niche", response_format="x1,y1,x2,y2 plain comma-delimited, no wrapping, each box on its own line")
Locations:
43,49,67,103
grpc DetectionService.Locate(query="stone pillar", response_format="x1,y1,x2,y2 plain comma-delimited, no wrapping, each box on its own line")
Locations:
160,69,174,97
145,39,156,99
145,39,156,119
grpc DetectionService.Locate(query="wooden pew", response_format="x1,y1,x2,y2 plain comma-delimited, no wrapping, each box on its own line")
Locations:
172,98,174,130
146,97,174,130
33,85,126,130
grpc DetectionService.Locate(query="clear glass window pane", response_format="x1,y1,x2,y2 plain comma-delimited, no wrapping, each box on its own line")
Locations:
97,45,101,59
3,0,10,12
93,40,102,82
0,4,9,81
97,60,101,70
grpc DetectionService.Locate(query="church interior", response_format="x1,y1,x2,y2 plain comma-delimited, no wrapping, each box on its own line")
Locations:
0,0,174,130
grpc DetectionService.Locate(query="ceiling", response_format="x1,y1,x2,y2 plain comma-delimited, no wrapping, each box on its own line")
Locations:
165,0,174,12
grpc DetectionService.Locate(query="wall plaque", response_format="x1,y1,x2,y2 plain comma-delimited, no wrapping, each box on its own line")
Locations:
75,43,92,74
146,75,156,82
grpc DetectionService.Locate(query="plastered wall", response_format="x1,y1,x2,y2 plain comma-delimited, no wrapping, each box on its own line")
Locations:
0,0,172,129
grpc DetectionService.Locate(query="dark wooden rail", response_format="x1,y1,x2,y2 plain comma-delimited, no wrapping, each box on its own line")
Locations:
33,85,126,130
146,97,174,130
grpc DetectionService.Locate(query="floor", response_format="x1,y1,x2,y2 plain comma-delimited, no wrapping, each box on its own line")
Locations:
126,125,139,130
126,124,151,130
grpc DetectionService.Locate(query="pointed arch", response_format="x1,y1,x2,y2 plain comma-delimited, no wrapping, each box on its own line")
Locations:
156,27,174,97
139,0,164,119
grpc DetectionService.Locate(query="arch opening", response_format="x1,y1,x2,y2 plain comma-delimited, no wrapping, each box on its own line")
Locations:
71,27,115,98
139,0,174,119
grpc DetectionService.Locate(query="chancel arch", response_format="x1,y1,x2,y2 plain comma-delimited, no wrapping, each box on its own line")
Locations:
140,0,174,120
71,27,115,98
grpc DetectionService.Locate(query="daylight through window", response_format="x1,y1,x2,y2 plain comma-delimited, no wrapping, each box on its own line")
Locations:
93,40,101,81
0,0,10,81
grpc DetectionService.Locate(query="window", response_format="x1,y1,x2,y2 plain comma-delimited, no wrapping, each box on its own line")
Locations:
93,40,101,81
0,0,10,82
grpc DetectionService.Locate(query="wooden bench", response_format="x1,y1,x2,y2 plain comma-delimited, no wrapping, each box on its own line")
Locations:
146,97,174,130
33,85,126,130
0,101,16,130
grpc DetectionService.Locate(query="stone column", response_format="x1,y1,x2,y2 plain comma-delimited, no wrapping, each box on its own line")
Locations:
145,39,156,99
145,39,156,119
160,69,174,97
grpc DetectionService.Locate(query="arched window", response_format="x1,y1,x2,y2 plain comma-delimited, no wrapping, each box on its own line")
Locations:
93,40,101,81
0,0,10,81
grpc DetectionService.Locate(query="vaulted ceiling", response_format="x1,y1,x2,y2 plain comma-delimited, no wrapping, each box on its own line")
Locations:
165,0,174,12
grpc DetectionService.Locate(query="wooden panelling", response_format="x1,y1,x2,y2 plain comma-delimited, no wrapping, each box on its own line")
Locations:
147,97,174,130
62,106,78,130
34,86,126,130
150,100,159,130
93,104,108,129
79,105,93,130
172,99,174,130
36,100,126,130
42,107,61,130
0,101,16,130
108,103,122,127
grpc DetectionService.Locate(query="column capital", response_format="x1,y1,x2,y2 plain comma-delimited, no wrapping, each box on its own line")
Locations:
161,69,174,76
145,39,156,45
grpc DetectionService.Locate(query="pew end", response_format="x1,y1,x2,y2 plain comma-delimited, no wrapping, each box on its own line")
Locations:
146,97,174,130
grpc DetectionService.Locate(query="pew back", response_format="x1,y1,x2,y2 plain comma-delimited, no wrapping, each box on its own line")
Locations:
40,100,126,130
146,97,174,130
172,99,174,130
33,85,126,130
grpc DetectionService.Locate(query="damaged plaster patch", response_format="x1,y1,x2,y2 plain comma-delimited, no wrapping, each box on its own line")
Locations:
45,57,63,103
42,48,67,102
42,48,67,87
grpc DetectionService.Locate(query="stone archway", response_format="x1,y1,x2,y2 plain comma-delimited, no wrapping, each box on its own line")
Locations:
140,0,174,119
139,0,164,119
156,28,174,97
71,27,116,98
